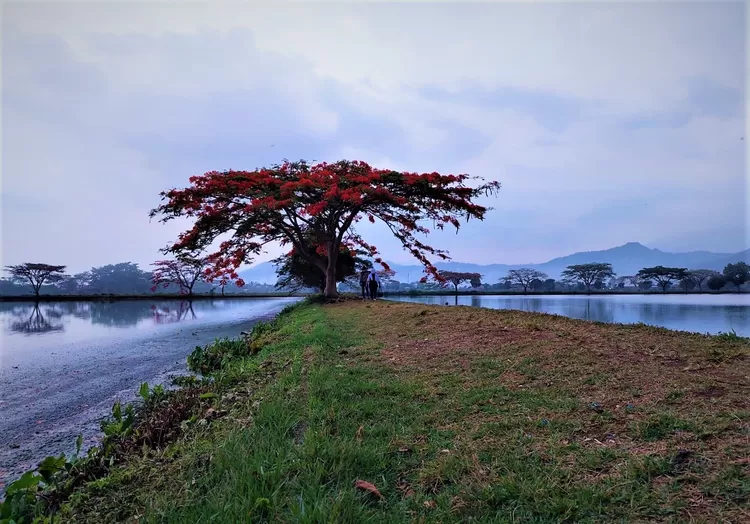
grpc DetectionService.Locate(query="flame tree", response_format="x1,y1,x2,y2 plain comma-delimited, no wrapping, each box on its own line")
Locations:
150,159,500,298
440,271,482,293
150,256,210,296
272,240,372,293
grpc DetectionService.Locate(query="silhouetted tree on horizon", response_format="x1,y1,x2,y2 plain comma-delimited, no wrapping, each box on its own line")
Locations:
637,266,688,293
151,256,208,296
504,268,548,294
4,263,67,297
686,269,720,292
723,262,750,292
560,263,615,294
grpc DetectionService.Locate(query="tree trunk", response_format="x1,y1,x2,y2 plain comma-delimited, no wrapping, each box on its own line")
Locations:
323,247,339,298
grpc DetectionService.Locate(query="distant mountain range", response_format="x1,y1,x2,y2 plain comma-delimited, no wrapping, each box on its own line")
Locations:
239,242,750,284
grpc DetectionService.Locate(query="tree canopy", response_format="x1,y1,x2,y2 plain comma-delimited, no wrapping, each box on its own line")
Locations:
273,242,372,293
560,263,614,293
707,274,727,291
686,269,719,292
723,262,749,291
503,268,548,293
439,271,482,293
636,266,688,293
4,263,67,297
151,256,208,296
150,159,500,298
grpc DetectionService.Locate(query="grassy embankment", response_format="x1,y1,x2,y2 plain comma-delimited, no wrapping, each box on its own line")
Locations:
12,300,750,522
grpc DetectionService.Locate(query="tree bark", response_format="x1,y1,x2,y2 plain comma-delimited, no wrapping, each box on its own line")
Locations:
323,246,339,298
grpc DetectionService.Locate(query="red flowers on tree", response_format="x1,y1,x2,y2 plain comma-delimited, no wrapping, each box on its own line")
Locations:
439,271,483,293
150,256,210,296
150,159,500,298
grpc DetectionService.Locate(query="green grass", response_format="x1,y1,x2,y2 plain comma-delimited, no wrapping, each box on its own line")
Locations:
57,302,750,523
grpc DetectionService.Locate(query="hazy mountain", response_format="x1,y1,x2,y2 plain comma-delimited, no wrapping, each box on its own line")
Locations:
695,249,750,272
238,242,749,284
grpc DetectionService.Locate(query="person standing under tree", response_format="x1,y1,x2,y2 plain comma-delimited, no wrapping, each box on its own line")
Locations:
367,269,381,300
359,269,369,299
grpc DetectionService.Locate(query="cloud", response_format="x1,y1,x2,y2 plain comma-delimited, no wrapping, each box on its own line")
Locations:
1,1,746,273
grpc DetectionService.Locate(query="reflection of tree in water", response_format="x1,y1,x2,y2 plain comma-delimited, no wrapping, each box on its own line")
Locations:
52,301,156,327
574,299,615,324
89,302,158,327
151,301,196,324
57,301,93,321
7,304,65,334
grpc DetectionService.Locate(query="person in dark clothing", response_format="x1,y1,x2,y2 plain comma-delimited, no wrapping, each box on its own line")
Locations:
367,270,381,300
359,270,369,299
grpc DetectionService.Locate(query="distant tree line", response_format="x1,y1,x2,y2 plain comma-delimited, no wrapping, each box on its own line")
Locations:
1,261,280,298
4,257,748,298
493,261,749,294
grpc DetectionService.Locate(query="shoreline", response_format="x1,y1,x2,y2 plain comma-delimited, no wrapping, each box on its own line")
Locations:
0,299,297,497
0,289,744,303
0,293,302,302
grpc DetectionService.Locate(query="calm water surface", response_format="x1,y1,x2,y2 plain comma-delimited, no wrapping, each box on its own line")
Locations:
0,298,298,368
389,294,750,336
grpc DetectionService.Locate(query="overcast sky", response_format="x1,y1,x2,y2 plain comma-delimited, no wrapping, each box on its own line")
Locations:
1,1,747,274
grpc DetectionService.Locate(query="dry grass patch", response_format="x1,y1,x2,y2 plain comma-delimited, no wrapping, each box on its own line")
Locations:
328,301,750,522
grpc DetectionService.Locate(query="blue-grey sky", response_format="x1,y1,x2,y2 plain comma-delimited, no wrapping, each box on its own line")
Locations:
1,1,747,274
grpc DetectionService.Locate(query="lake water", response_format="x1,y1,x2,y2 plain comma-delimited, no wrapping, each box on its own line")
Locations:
388,294,750,336
0,297,298,491
0,298,298,368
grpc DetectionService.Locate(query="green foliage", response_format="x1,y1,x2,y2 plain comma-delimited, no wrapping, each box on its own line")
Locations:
707,274,727,291
139,382,167,408
637,266,688,293
187,302,305,375
187,338,251,374
273,239,372,292
0,373,213,523
715,328,746,342
560,263,615,292
723,261,750,291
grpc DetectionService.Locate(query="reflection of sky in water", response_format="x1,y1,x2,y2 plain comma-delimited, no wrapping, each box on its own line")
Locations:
391,294,750,335
0,298,298,354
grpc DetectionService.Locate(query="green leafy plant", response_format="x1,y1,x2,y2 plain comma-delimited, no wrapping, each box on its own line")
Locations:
139,382,167,408
188,338,251,374
715,329,747,342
